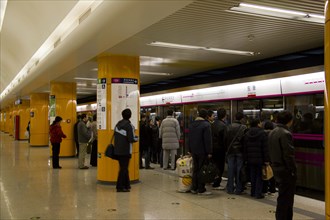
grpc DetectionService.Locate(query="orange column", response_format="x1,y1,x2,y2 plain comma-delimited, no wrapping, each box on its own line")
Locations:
17,100,30,140
30,93,49,146
325,1,329,219
50,82,76,157
4,108,10,133
0,111,3,132
97,55,140,183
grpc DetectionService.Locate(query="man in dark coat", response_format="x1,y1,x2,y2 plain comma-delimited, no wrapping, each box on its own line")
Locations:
243,118,270,199
188,109,212,195
268,110,296,220
207,108,227,190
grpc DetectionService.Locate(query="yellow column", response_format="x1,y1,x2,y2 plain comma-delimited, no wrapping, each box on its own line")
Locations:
97,55,140,183
17,100,30,140
325,1,329,219
30,93,49,146
50,82,76,157
4,108,10,133
9,105,15,136
0,111,3,132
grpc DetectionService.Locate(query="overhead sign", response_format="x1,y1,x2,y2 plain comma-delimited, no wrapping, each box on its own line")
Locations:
97,78,107,130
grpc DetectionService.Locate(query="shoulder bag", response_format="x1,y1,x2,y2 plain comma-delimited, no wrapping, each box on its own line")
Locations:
105,132,118,160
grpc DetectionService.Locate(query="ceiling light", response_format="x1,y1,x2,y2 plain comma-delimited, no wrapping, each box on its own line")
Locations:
229,3,325,24
148,41,256,56
140,71,172,76
74,77,97,81
0,0,7,31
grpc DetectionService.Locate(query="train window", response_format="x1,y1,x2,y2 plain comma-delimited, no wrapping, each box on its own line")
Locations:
286,94,324,135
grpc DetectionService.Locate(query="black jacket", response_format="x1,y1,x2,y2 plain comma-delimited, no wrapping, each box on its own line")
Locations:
114,119,137,156
210,119,227,152
188,117,212,155
243,127,270,165
226,121,247,156
268,124,297,182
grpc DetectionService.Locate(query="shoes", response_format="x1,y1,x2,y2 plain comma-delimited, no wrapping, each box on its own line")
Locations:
256,195,265,199
198,191,212,196
117,188,130,192
227,191,235,195
190,190,198,194
53,166,62,169
267,193,275,197
79,166,89,169
145,166,154,169
139,166,145,169
213,186,225,190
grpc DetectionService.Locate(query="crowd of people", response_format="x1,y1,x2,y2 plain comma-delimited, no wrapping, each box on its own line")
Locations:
49,107,296,220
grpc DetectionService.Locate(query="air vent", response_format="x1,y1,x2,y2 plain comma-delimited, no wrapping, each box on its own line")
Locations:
79,8,92,24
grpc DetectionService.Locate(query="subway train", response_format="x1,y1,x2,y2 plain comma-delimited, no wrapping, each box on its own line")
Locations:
78,68,325,194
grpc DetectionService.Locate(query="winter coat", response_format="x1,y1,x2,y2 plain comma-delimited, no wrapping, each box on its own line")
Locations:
114,119,138,156
139,120,148,150
151,124,160,149
49,124,66,144
188,117,212,155
159,116,180,150
77,121,91,143
268,124,297,183
243,127,270,165
226,121,247,156
210,119,227,152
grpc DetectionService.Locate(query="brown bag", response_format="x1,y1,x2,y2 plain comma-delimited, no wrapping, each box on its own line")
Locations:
262,164,273,180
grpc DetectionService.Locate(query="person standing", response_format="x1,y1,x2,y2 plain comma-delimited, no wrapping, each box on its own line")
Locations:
114,108,138,192
268,110,296,220
188,109,213,195
159,109,181,170
139,114,148,169
226,112,247,195
243,118,270,199
90,114,98,167
49,116,66,169
74,115,81,157
77,114,91,169
207,108,227,190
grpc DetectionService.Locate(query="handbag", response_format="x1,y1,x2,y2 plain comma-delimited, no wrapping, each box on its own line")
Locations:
262,164,273,180
198,161,218,183
104,133,118,160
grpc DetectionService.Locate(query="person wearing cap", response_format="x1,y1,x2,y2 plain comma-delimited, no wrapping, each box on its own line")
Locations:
49,116,67,169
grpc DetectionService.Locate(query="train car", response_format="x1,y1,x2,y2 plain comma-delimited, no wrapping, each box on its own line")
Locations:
140,69,325,194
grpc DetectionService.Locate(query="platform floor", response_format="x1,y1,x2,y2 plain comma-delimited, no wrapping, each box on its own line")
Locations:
0,132,325,219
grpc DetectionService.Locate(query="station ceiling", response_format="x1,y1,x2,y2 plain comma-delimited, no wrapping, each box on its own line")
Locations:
0,0,325,108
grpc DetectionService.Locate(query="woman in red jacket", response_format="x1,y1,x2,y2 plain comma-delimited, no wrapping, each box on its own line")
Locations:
49,116,67,169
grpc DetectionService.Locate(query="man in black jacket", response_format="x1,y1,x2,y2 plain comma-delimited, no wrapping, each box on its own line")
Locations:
188,109,212,195
268,110,296,220
226,112,247,195
207,109,227,190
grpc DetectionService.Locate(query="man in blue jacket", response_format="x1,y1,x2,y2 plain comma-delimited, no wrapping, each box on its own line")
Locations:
188,109,212,195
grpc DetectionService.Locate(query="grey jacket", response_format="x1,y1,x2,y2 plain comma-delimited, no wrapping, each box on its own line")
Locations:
159,116,181,150
77,121,91,143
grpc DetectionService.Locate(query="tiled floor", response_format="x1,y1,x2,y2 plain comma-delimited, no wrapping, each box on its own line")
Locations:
0,132,325,219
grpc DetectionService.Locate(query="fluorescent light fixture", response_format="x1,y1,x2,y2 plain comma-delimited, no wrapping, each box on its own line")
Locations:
0,0,7,32
148,41,256,56
0,0,103,102
140,71,172,76
74,77,97,81
229,3,325,24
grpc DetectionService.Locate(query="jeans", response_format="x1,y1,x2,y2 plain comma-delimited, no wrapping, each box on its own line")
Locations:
51,142,60,168
249,164,263,197
226,154,243,194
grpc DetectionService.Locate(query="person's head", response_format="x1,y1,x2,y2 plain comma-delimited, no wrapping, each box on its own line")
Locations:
122,108,132,120
207,110,215,122
141,113,146,121
198,109,208,120
249,118,261,127
167,109,174,116
81,114,88,122
77,115,82,121
235,112,244,121
217,108,226,120
93,114,97,121
52,116,63,125
264,121,274,130
277,110,293,127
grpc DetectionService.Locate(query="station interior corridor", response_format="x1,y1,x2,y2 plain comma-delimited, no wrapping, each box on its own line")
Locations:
0,132,325,220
